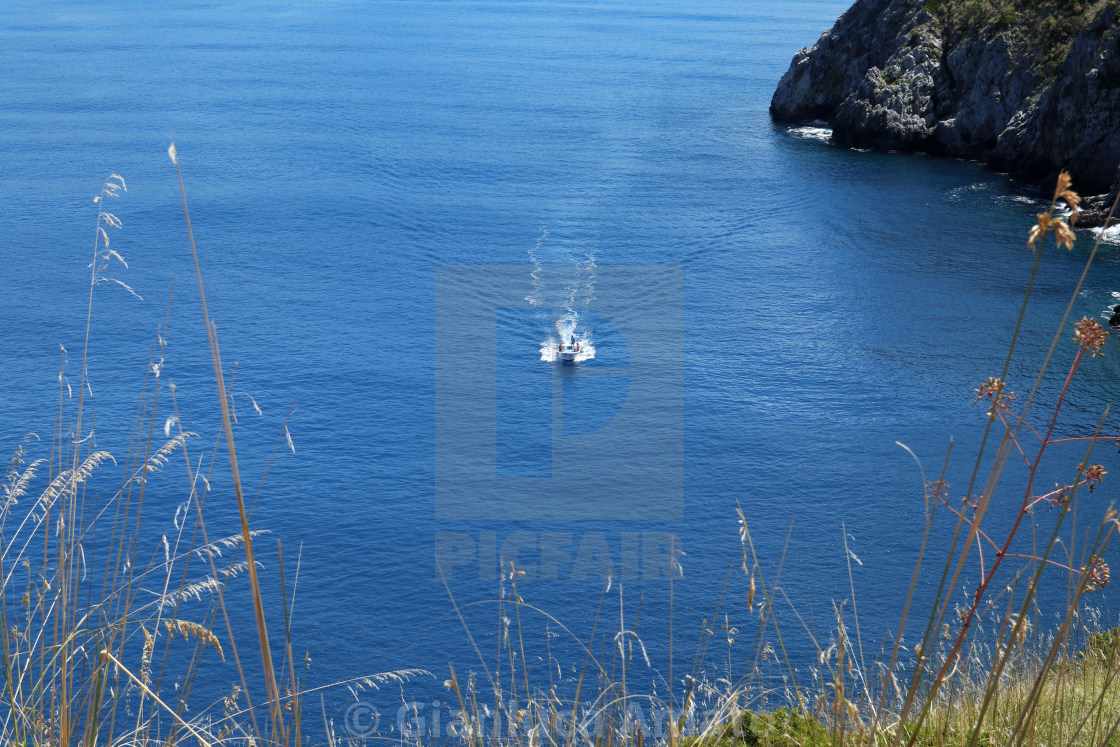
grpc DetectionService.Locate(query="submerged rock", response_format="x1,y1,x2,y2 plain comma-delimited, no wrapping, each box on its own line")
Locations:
771,0,1120,224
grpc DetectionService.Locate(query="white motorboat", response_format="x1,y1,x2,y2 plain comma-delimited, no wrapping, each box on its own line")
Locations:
558,341,581,363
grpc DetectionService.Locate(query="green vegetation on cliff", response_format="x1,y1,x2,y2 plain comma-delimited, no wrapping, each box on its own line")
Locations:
924,0,1109,75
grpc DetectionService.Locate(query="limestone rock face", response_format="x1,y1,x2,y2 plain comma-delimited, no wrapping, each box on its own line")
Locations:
770,0,912,123
831,15,943,151
994,4,1120,195
771,0,1120,222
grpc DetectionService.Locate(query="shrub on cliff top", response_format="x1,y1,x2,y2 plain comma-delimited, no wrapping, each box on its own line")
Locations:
922,0,1104,75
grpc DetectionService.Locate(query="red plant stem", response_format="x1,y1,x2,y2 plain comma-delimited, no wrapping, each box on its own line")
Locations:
998,407,1046,445
1024,477,1094,511
936,498,1000,551
996,412,1032,467
1000,554,1079,573
932,345,1086,688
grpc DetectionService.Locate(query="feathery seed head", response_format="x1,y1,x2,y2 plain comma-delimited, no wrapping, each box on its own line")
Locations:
1086,557,1111,592
164,619,224,660
1054,217,1076,249
1059,183,1082,223
1028,214,1049,251
1083,463,1107,492
140,624,155,685
925,479,950,502
1054,171,1079,217
1073,316,1107,356
1056,171,1073,194
1028,212,1076,251
974,376,1014,415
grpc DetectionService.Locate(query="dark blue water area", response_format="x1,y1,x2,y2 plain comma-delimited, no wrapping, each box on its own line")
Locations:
3,0,1120,729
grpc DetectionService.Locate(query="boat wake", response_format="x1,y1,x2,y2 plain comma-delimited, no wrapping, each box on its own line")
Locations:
526,231,597,363
540,318,596,363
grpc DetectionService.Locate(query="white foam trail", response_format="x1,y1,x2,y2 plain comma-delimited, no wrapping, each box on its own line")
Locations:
525,229,549,307
789,126,832,143
949,182,993,202
534,247,598,363
1092,224,1120,246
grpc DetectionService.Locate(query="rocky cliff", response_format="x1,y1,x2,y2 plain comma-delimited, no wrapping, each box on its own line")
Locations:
771,0,1120,224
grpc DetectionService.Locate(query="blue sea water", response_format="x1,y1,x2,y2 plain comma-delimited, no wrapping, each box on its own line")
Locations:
3,0,1120,731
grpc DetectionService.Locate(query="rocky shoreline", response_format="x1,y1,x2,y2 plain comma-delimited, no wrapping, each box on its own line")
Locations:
771,0,1120,227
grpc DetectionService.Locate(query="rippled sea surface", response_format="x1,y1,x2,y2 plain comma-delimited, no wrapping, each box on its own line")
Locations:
3,0,1120,717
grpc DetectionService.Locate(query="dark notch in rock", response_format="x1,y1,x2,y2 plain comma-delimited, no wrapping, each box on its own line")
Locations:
771,0,1120,224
